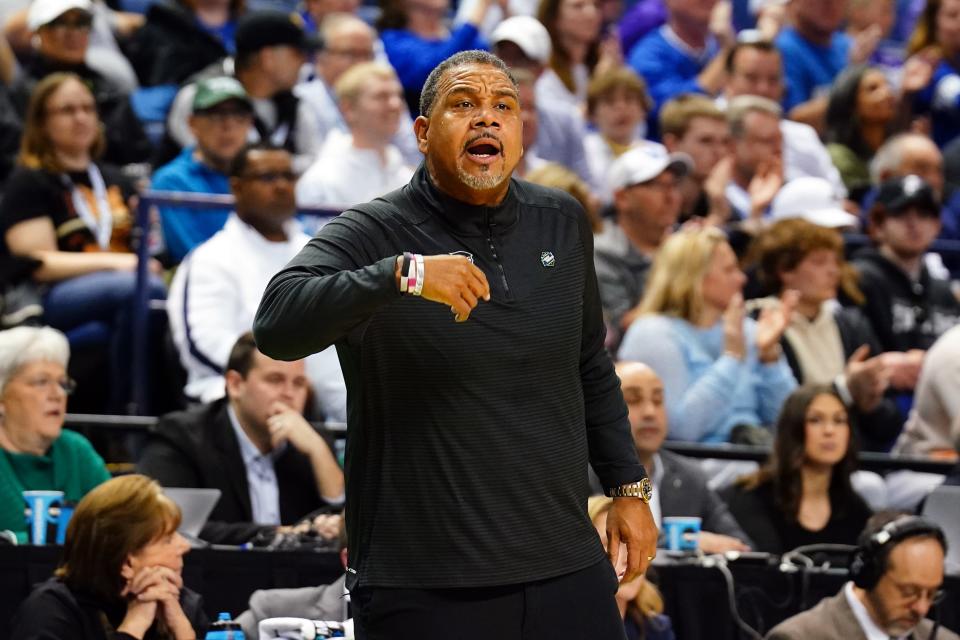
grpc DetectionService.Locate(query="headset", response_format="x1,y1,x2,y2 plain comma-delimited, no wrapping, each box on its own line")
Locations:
849,516,947,590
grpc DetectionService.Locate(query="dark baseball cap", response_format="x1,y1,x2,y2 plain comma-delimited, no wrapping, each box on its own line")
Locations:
235,11,321,56
875,175,940,216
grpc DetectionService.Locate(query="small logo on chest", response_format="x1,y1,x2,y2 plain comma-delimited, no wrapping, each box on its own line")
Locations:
540,251,556,268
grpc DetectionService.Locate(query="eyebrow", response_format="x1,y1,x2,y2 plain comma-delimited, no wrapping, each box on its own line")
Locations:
446,86,519,100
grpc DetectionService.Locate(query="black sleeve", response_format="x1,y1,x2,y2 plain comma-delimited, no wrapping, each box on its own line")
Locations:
136,430,204,488
0,167,63,237
254,208,401,361
848,261,896,352
719,484,783,554
574,200,647,488
698,483,755,547
10,588,84,639
0,88,21,188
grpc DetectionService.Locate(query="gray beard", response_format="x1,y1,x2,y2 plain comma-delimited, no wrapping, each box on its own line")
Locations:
457,162,507,191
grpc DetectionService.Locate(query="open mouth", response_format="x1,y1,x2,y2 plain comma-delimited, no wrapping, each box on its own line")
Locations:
464,139,502,165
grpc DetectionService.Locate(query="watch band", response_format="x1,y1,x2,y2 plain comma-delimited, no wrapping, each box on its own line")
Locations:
604,477,653,502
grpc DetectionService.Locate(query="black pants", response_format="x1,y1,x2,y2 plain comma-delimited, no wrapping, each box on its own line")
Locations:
351,559,627,640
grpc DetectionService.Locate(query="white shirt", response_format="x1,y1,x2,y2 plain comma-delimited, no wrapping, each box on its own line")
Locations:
584,133,650,205
227,404,283,525
844,581,905,640
167,214,347,420
452,0,539,38
536,65,589,115
296,129,414,209
648,453,664,527
781,119,848,199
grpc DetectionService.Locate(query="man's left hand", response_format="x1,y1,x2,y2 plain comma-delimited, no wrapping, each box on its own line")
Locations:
605,497,658,582
267,403,324,454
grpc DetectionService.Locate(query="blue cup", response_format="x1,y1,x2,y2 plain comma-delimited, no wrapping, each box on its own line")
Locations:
662,516,701,551
55,504,74,544
22,490,64,545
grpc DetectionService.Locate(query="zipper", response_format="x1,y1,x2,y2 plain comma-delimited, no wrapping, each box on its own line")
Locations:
486,210,511,300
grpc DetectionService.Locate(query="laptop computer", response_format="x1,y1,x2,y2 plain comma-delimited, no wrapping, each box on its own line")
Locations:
921,484,960,575
163,488,221,544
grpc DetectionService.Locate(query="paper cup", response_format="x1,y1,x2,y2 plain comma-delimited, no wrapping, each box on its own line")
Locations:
22,490,63,545
662,516,702,551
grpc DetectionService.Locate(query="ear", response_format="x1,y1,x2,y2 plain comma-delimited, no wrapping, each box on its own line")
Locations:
120,554,136,581
662,132,678,152
229,176,242,196
339,547,349,570
413,115,429,155
225,369,244,400
187,114,200,137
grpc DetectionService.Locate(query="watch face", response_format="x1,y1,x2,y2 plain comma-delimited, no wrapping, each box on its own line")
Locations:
640,478,653,502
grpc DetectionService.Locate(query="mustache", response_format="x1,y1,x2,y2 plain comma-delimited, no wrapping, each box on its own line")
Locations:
463,132,504,153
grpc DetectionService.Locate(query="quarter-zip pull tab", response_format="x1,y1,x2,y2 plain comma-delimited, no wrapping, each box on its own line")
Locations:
486,210,512,300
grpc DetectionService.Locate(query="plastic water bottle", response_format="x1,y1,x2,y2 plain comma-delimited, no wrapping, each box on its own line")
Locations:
205,612,245,640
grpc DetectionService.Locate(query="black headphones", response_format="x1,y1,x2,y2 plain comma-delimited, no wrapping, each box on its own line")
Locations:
849,516,947,590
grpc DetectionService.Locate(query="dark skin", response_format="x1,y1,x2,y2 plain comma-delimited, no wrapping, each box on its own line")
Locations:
229,149,297,242
409,61,658,579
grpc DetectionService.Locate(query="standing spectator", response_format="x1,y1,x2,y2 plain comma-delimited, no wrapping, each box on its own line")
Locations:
150,77,254,264
618,227,797,443
723,37,847,198
721,384,872,554
167,144,346,419
10,0,152,166
0,74,166,413
825,65,899,201
903,0,960,148
378,0,491,114
627,0,734,129
584,67,654,204
659,93,731,223
852,175,960,353
126,0,244,87
490,15,596,187
296,62,413,208
725,95,784,223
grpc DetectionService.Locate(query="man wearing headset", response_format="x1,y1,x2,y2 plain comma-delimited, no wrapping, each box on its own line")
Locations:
767,513,958,640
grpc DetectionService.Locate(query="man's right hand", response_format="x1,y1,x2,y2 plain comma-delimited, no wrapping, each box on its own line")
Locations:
845,345,890,412
397,254,491,322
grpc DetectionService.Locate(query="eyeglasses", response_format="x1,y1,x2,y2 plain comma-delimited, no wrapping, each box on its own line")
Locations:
241,171,298,184
45,15,94,32
46,103,96,118
21,376,77,395
199,108,253,124
888,578,946,605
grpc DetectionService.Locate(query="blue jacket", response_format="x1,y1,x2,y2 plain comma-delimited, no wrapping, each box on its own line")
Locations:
627,26,716,109
381,24,487,93
775,27,851,111
913,59,960,148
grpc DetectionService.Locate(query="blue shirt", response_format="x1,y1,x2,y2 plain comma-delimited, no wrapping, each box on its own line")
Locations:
628,25,717,111
381,24,487,93
150,147,232,263
775,27,851,111
227,404,284,526
913,59,960,148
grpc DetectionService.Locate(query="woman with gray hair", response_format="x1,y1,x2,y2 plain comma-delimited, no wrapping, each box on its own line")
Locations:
0,326,109,543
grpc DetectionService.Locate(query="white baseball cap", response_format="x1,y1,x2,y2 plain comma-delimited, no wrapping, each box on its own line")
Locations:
28,0,92,30
607,143,692,193
490,16,552,66
769,176,859,229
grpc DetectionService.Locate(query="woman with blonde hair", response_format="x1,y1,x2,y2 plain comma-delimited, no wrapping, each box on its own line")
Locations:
12,474,208,639
618,227,797,443
589,496,674,640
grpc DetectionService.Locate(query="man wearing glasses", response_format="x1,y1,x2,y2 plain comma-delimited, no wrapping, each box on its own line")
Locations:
167,143,347,421
767,514,957,640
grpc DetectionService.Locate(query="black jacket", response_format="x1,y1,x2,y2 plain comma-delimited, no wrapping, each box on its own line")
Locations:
254,165,645,589
137,400,334,544
781,306,904,451
11,578,208,640
850,247,960,352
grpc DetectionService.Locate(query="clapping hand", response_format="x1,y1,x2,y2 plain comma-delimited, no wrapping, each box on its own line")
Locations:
754,289,799,362
844,345,890,413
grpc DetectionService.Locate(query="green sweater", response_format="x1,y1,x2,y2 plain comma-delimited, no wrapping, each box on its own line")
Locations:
0,429,110,543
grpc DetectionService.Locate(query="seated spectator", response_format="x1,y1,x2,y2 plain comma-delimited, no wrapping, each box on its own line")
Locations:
11,474,209,639
825,65,899,202
138,332,345,545
611,361,753,552
490,15,596,187
511,69,548,178
748,217,905,451
296,62,413,208
299,0,360,34
584,67,653,204
903,0,960,148
127,0,244,87
537,0,613,115
618,227,797,443
627,0,733,128
0,326,109,544
722,37,846,199
725,95,784,224
377,0,490,115
167,144,346,418
151,76,254,264
9,0,152,165
595,143,688,343
163,11,323,172
659,94,731,223
895,324,960,459
766,514,957,640
588,496,675,640
237,517,349,638
852,175,960,354
721,384,872,554
295,13,420,167
0,73,166,413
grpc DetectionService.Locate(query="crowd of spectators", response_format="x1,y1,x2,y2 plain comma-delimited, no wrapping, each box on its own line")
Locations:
3,0,960,636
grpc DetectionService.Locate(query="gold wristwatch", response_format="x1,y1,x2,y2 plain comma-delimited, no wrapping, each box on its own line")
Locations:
605,477,653,502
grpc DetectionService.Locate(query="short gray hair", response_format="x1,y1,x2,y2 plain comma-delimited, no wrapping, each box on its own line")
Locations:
869,133,940,184
0,327,70,392
727,95,782,139
419,50,516,117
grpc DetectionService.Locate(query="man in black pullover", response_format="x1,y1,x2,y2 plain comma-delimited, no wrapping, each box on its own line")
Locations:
254,50,656,639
